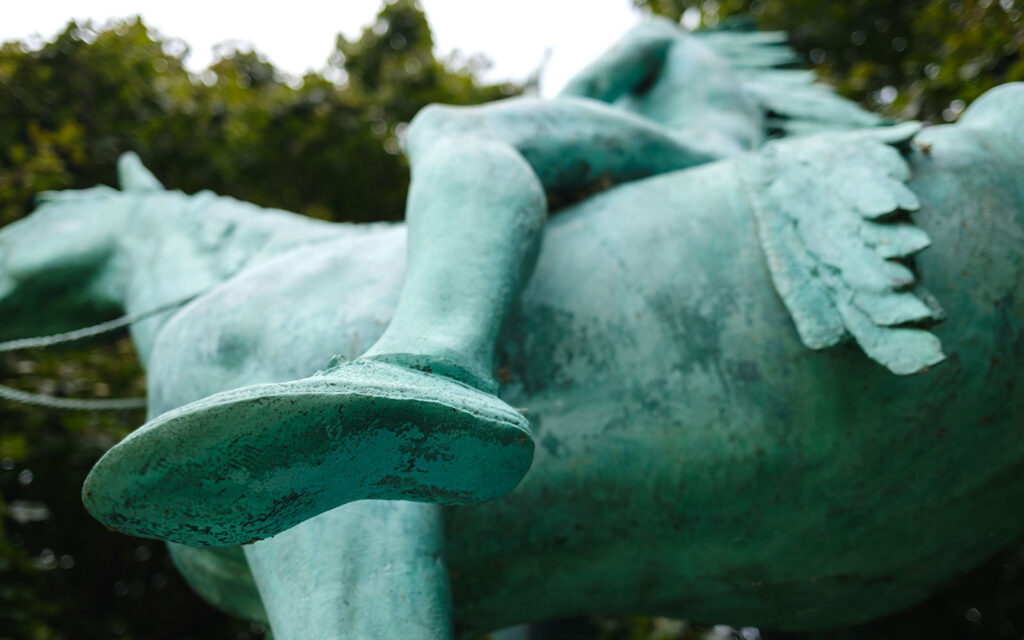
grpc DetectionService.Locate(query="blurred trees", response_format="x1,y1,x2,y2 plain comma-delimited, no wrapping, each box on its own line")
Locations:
0,0,517,229
633,0,1024,122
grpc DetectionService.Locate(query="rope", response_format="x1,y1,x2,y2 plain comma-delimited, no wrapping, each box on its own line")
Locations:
0,384,146,411
0,292,200,352
0,291,203,411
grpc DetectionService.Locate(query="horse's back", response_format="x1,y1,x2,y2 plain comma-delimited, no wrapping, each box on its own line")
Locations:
449,109,1024,631
152,92,1024,633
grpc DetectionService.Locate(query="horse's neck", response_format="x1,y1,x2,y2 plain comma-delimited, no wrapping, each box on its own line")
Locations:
114,191,348,364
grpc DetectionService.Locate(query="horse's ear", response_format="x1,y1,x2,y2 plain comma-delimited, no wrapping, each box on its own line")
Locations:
118,152,164,192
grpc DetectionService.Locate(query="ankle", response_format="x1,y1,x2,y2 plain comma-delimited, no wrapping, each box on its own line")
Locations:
359,352,498,394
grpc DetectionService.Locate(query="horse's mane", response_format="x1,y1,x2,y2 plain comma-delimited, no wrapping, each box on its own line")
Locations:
692,27,883,138
30,176,341,290
34,185,121,205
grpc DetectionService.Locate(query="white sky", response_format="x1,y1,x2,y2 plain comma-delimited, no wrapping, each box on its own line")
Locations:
1,1,646,96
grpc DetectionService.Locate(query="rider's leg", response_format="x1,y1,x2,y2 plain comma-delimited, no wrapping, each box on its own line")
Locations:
82,96,719,547
409,96,719,195
361,136,546,392
361,96,719,390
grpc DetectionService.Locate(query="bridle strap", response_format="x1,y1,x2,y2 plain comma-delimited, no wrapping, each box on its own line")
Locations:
0,385,147,411
0,292,200,352
0,291,203,411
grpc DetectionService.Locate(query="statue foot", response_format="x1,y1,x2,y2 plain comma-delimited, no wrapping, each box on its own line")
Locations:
82,358,533,547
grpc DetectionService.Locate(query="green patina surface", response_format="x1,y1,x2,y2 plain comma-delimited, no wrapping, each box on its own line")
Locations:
1,19,1023,640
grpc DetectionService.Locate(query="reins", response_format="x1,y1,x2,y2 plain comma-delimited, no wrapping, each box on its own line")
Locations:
0,292,202,411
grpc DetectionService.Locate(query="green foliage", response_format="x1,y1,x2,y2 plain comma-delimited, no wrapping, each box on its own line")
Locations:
633,0,1024,122
1,340,259,639
0,0,519,229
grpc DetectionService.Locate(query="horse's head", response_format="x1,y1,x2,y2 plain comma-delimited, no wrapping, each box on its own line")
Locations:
0,153,162,340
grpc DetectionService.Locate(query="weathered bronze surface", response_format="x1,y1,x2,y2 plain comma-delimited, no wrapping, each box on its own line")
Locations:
1,20,1022,639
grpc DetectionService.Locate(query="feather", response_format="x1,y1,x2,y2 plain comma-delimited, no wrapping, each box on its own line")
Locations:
740,127,945,374
692,28,884,137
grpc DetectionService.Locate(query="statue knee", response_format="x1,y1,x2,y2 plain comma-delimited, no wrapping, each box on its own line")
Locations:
958,83,1024,153
407,103,481,159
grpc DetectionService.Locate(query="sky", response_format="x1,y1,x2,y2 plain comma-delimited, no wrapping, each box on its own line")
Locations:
1,1,647,96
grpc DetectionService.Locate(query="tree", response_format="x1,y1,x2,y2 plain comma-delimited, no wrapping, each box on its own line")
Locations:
0,0,519,229
633,0,1024,122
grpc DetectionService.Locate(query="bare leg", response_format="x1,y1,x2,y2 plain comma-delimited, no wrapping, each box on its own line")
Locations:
364,96,717,388
363,137,546,391
409,97,717,194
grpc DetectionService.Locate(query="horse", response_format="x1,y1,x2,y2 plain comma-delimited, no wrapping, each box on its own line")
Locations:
2,64,1023,640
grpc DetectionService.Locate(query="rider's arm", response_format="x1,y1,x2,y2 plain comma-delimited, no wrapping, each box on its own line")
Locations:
558,18,680,103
